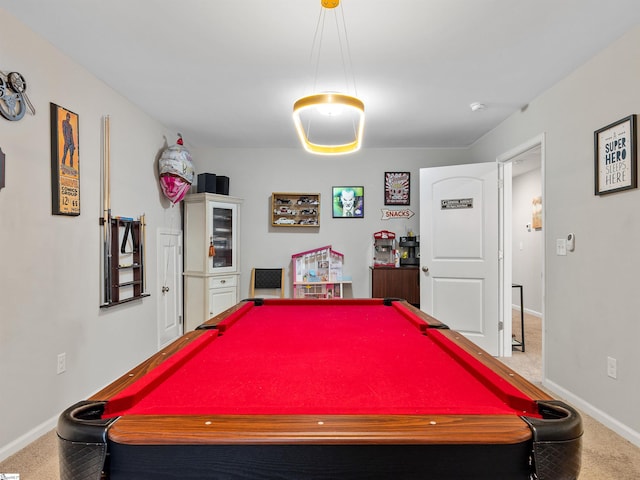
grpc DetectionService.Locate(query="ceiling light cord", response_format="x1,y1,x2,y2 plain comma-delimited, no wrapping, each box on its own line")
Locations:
336,4,359,139
310,5,325,94
308,2,357,98
338,3,358,97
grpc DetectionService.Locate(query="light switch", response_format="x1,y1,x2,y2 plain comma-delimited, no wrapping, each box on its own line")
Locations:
556,238,567,256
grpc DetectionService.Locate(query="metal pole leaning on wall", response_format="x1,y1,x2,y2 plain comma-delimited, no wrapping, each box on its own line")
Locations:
140,213,146,294
102,115,112,305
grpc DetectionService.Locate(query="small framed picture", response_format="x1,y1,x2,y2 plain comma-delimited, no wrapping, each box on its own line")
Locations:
332,186,364,218
50,103,80,215
594,114,637,195
384,172,410,205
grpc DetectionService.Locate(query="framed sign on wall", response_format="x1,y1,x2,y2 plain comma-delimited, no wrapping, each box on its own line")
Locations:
384,172,410,205
594,114,637,195
50,103,80,215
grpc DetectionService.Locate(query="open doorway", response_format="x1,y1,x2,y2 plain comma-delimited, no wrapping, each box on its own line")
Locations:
509,147,543,382
498,136,544,383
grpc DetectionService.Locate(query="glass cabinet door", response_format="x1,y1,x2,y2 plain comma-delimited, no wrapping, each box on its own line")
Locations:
209,202,237,273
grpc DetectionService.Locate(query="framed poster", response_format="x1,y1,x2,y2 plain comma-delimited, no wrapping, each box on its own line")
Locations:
594,114,637,195
332,186,364,218
384,171,410,205
50,103,80,215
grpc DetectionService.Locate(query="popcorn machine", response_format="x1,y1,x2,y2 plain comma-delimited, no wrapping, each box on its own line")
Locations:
373,230,396,267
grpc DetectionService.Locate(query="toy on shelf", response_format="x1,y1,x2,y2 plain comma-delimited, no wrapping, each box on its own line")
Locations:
291,245,351,298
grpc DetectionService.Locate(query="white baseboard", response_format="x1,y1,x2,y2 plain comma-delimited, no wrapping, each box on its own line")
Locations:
543,378,640,448
511,304,541,318
0,415,58,463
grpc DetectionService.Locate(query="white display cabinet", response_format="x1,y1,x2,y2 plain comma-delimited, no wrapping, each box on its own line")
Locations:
183,193,242,330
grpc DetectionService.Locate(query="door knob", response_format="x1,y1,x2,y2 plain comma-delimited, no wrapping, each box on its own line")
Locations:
421,266,429,273
162,286,170,293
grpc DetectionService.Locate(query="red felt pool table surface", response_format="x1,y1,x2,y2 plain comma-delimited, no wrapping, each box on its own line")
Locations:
58,299,582,480
102,299,538,418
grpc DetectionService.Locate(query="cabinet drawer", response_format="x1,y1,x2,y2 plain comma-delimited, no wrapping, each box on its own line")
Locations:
209,275,237,289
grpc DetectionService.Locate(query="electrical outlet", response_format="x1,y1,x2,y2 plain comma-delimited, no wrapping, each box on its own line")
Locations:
607,356,617,379
57,352,66,374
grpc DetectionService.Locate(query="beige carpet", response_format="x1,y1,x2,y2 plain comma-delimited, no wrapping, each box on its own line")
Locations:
1,311,639,479
0,429,58,480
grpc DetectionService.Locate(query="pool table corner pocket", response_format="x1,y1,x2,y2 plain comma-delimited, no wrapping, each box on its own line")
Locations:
57,400,116,480
522,400,583,480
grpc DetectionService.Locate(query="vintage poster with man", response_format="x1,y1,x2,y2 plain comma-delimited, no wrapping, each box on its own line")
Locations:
50,103,80,215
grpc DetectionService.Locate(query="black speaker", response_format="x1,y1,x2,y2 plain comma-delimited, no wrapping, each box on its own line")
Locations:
216,176,230,195
197,173,217,193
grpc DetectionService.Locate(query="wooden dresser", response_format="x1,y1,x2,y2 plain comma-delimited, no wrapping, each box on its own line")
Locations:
371,266,420,307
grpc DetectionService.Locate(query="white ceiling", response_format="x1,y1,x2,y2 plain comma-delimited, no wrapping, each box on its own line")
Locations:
3,0,640,150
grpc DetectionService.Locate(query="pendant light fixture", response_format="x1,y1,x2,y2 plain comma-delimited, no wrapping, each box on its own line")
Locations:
293,0,364,155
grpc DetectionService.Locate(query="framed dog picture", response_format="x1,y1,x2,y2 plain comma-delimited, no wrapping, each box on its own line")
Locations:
332,186,364,218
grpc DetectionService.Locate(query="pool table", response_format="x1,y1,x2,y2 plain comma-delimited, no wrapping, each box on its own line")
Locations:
58,298,582,480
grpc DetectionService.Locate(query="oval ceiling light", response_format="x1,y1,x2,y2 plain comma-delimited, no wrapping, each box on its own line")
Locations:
293,92,365,155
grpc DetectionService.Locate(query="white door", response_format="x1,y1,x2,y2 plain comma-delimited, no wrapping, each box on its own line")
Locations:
420,163,500,355
157,229,183,349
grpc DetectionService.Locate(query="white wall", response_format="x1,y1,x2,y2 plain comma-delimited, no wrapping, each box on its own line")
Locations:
0,10,177,458
189,147,471,299
512,168,543,315
471,25,640,444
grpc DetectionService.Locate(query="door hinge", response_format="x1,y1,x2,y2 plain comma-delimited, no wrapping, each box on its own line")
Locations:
498,250,504,260
498,178,504,189
178,315,183,324
498,321,504,331
178,245,183,255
